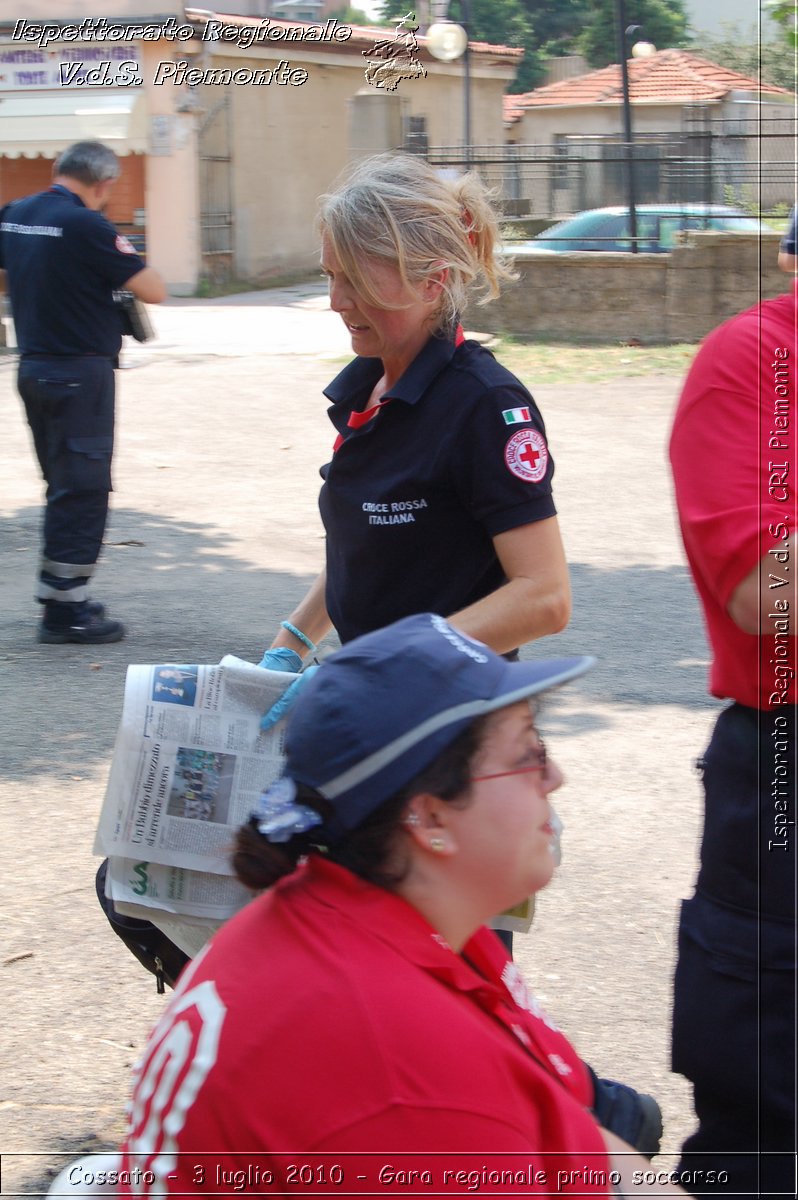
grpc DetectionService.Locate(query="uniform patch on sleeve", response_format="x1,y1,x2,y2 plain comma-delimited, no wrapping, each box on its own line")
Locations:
115,234,136,254
502,406,531,425
504,428,548,483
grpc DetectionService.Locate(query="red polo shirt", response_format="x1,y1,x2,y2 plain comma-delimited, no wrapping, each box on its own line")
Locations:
121,858,610,1196
670,287,798,709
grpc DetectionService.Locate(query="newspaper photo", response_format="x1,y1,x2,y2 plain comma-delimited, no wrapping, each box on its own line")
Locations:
94,655,295,882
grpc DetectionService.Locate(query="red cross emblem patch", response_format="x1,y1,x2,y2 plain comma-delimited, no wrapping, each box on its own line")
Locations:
504,428,548,483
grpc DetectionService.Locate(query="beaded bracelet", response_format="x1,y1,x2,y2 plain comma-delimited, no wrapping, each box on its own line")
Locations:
280,620,316,654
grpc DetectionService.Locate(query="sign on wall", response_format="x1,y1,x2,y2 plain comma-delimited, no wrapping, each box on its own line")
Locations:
0,45,142,89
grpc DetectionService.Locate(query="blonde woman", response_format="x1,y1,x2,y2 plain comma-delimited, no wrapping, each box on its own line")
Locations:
259,153,569,688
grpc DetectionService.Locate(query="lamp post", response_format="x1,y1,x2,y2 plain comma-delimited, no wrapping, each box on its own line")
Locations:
614,0,656,253
426,1,472,170
615,0,639,252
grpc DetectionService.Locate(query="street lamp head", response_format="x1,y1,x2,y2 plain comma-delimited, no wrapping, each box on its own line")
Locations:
426,19,468,63
624,24,656,58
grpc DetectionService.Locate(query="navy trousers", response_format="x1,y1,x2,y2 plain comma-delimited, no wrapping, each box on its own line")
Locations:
19,355,115,603
672,704,796,1197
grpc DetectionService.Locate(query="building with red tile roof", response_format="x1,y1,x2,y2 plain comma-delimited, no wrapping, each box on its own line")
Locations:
505,49,793,137
498,50,794,220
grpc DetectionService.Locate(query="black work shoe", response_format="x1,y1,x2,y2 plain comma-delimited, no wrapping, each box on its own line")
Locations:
38,601,125,644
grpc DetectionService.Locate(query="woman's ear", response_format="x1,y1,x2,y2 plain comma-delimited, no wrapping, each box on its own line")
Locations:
402,793,457,857
422,265,448,303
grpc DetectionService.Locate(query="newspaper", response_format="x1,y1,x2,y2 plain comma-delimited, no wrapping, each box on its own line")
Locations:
94,654,538,953
94,655,295,939
103,856,252,923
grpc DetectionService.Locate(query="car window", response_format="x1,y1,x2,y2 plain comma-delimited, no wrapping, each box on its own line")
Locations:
585,215,626,250
659,213,763,248
659,213,718,248
657,218,686,248
711,216,763,232
635,213,659,252
534,212,624,250
533,217,582,249
659,217,681,249
592,214,657,252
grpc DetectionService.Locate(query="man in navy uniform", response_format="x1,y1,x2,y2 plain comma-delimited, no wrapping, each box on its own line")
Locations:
0,140,165,643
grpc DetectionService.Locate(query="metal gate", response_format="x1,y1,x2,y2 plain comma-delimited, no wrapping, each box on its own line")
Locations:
198,94,233,285
424,118,796,220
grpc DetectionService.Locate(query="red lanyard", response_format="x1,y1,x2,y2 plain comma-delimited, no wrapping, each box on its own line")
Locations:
333,326,465,453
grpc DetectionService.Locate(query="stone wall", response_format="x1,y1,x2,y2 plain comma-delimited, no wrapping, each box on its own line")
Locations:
482,231,786,344
666,230,784,341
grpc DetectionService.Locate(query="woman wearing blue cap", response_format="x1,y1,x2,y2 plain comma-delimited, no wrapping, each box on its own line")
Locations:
115,616,684,1198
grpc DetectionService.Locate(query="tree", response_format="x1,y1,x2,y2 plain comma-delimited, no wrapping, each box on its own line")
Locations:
766,0,798,49
375,1,541,93
467,0,541,91
327,6,373,24
690,21,797,92
578,0,690,68
522,1,591,58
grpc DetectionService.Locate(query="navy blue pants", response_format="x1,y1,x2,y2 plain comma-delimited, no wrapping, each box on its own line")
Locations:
19,355,115,603
672,704,796,1197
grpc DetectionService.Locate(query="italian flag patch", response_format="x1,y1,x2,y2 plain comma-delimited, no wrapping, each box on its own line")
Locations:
502,407,531,425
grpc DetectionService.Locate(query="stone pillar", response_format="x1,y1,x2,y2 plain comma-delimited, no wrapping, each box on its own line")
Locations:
347,90,404,164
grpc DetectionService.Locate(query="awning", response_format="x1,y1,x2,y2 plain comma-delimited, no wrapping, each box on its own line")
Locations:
0,91,147,157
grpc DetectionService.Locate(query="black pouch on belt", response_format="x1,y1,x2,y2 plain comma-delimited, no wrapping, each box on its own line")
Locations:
112,290,154,342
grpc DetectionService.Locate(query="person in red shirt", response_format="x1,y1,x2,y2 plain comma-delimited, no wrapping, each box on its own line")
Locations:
669,287,797,1194
116,614,685,1197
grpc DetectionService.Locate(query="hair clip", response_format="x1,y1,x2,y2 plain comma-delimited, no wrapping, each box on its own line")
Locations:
252,776,323,843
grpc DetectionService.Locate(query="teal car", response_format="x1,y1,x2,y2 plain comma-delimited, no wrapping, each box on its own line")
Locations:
522,204,769,253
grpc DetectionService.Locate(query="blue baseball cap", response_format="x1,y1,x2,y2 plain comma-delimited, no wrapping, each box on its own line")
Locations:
280,613,594,839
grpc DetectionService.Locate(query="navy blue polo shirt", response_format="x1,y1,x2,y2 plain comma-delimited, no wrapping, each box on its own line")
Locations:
320,334,557,643
0,184,145,356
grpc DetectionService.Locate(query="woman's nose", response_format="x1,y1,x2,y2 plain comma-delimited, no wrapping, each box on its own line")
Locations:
329,279,352,313
544,757,564,795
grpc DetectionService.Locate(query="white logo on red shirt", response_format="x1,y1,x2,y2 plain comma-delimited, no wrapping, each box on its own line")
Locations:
125,977,226,1188
501,962,560,1031
115,234,136,254
504,428,548,483
548,1052,573,1076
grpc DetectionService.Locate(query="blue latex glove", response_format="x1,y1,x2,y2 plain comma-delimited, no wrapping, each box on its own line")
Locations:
260,664,319,731
258,647,303,673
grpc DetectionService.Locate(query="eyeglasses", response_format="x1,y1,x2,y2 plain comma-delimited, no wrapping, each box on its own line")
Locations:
471,740,548,783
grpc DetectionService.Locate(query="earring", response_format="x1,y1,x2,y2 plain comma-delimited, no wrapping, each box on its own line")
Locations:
403,811,421,828
429,837,445,853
